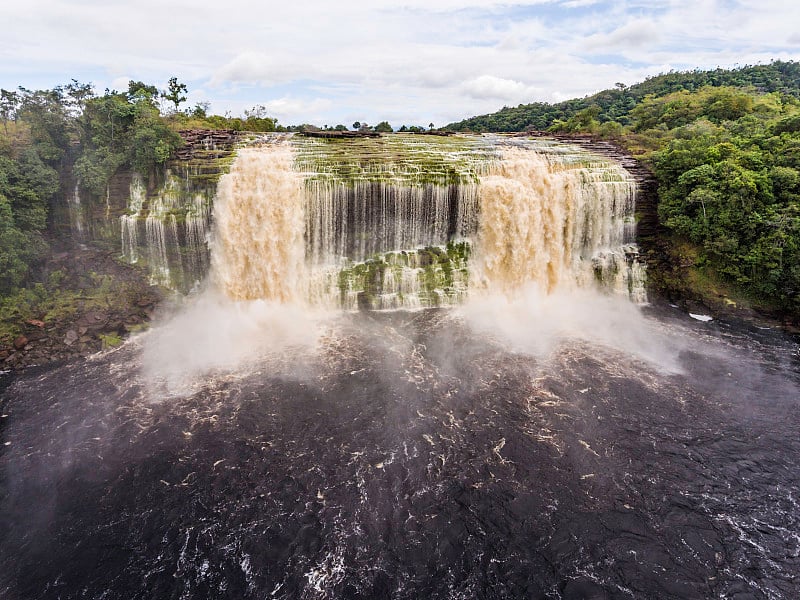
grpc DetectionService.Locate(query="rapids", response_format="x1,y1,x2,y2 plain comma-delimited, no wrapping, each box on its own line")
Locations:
0,309,798,599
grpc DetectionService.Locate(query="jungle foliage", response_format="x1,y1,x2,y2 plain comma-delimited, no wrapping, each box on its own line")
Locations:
642,88,800,313
0,79,188,296
446,61,800,132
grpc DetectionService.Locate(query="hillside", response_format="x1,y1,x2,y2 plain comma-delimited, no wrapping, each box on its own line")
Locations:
446,61,800,132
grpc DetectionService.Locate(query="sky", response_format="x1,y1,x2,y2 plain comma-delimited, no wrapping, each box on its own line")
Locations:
2,0,800,128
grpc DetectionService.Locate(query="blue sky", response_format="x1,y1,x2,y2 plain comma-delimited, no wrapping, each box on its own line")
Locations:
2,0,799,127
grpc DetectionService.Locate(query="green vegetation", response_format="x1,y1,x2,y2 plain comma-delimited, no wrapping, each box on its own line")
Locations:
162,77,188,112
447,61,800,132
183,103,281,133
0,87,66,294
641,88,800,314
293,134,497,186
75,81,184,195
0,269,141,347
373,121,393,133
0,79,191,302
336,242,472,309
0,77,287,348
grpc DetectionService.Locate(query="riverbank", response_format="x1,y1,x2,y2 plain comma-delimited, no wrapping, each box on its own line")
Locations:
0,245,162,372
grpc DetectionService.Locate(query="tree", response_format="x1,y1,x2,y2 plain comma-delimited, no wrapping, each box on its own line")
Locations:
64,79,94,116
16,87,70,161
352,121,361,130
128,81,159,105
0,89,19,133
161,77,188,112
373,121,393,133
191,102,210,119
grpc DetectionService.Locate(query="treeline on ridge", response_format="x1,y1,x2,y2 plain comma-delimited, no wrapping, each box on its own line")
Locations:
446,61,800,132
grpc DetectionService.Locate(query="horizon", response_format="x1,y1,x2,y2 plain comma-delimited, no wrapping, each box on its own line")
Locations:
3,1,800,128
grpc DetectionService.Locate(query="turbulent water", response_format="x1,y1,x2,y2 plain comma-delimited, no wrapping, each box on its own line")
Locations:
1,309,798,599
1,135,799,599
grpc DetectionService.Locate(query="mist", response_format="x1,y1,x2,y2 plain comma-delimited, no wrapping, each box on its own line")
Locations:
141,291,327,397
459,284,686,374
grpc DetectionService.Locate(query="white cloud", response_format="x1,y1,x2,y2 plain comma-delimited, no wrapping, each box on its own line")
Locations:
1,0,799,126
584,19,662,50
261,97,334,122
109,77,132,93
461,75,542,103
211,52,298,87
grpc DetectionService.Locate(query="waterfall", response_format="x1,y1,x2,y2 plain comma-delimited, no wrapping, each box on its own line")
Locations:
67,181,86,241
304,181,478,266
194,134,646,309
210,144,307,302
472,142,642,297
121,174,146,264
120,171,214,291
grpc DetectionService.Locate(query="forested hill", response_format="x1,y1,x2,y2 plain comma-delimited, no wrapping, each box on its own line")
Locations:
446,61,800,132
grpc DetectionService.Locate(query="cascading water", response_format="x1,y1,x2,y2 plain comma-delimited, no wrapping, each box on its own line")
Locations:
120,174,145,264
67,181,86,242
472,141,643,298
206,134,645,309
7,136,799,600
120,170,215,291
210,144,307,303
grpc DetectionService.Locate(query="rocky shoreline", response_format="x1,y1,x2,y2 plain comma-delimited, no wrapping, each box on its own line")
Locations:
1,246,162,372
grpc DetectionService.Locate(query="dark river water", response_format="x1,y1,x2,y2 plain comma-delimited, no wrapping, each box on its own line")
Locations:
1,307,798,599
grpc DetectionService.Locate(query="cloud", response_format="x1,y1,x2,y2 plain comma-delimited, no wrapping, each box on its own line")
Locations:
109,76,132,93
461,75,542,102
1,0,799,126
211,52,298,87
261,97,334,122
561,0,601,7
583,18,662,50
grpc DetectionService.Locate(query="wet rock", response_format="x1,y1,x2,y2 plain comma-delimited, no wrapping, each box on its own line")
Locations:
64,330,79,346
24,330,46,342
